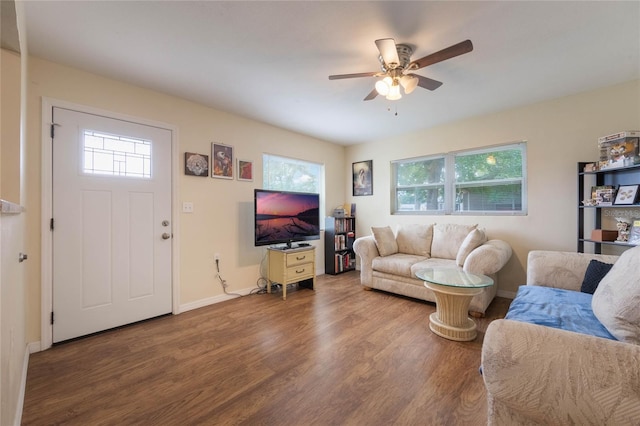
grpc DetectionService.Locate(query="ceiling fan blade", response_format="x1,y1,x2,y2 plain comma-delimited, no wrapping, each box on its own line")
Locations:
375,38,400,68
412,74,444,91
363,88,378,101
329,72,379,80
410,39,473,70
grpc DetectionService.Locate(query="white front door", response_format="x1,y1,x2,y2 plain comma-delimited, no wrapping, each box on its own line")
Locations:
52,107,172,343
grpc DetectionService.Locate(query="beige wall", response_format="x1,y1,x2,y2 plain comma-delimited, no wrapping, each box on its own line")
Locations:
25,56,347,343
345,79,640,296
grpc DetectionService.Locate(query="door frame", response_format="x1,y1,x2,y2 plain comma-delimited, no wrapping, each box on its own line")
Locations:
40,98,181,350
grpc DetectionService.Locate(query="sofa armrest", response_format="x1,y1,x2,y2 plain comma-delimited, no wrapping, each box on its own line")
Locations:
463,239,512,276
353,236,379,286
527,250,619,291
482,319,640,425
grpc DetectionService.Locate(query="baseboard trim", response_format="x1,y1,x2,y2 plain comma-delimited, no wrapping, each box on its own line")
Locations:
15,342,39,426
179,287,255,313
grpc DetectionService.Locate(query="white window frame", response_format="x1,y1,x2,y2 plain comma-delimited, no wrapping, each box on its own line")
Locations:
392,142,527,215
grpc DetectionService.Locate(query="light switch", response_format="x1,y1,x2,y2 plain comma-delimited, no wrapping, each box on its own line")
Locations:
182,202,194,213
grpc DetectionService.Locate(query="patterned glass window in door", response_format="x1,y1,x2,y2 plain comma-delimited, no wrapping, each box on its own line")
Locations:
83,130,152,178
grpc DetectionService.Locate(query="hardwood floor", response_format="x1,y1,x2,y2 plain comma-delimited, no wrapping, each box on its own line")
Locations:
23,272,510,425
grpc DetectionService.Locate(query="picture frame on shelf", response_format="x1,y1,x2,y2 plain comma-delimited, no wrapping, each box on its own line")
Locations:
613,184,639,205
184,152,209,177
591,185,614,206
352,160,373,196
211,142,234,179
237,159,253,182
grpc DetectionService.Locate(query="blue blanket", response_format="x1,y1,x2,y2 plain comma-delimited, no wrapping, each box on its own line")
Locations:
505,286,616,340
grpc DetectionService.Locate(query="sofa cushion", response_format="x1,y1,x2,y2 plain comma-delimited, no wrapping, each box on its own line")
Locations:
456,228,487,266
396,224,433,257
411,258,459,278
371,226,398,257
431,223,477,260
580,259,614,294
592,246,640,344
372,253,426,277
506,286,616,340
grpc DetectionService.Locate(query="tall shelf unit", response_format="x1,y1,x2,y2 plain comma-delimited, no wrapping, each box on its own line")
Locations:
324,216,356,275
578,161,640,254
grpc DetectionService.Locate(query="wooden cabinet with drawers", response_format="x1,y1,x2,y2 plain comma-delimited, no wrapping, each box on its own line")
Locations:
267,246,315,300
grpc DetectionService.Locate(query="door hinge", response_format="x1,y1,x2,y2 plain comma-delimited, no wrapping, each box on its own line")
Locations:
50,312,54,325
50,218,54,231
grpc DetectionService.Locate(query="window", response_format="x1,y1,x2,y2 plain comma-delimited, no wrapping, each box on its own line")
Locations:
392,142,527,215
262,153,325,224
83,130,151,178
262,154,324,194
395,156,445,212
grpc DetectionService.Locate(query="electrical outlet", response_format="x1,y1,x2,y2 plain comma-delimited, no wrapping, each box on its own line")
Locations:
214,253,220,261
182,202,194,213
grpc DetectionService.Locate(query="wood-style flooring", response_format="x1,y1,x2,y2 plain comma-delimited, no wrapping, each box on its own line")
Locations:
23,271,510,425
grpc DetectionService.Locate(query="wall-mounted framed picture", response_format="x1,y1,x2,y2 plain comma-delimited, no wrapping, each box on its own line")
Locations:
184,152,209,177
353,160,373,196
211,142,234,179
614,184,639,205
237,159,253,181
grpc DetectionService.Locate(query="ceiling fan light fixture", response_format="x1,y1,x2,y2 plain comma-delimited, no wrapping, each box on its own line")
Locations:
375,76,393,96
400,75,419,94
386,82,402,100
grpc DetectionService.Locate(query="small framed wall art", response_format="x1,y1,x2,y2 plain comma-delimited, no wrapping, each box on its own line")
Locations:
614,184,639,205
184,152,209,177
211,142,234,179
352,160,373,196
237,159,253,181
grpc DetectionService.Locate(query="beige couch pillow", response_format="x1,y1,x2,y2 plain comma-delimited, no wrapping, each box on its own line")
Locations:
371,226,398,257
456,228,487,266
592,245,640,344
396,224,433,257
431,223,477,260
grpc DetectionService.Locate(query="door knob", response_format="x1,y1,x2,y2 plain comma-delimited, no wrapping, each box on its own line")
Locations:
162,233,171,240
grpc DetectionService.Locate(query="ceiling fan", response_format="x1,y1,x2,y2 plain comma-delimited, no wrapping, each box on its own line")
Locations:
328,38,473,101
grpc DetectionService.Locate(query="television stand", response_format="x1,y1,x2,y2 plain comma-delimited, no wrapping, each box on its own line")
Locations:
267,246,315,300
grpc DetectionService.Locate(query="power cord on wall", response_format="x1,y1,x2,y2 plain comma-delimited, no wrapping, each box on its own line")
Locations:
215,258,243,298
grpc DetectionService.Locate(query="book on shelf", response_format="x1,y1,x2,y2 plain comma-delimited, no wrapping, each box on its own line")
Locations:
334,252,353,272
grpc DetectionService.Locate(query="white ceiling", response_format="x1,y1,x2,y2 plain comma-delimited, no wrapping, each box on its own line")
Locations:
23,1,640,145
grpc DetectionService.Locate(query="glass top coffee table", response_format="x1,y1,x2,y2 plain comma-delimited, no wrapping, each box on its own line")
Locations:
415,268,494,341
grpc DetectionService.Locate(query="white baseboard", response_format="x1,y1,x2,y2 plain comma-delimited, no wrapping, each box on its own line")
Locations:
179,287,255,313
14,341,40,426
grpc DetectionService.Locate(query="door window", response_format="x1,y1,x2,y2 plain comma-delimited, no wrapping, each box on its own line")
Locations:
83,129,152,178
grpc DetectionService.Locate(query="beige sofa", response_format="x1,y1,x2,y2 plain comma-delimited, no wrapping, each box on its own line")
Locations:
482,249,640,425
352,223,512,315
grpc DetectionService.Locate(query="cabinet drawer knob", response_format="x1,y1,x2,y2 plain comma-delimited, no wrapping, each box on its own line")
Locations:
296,268,305,273
296,255,306,261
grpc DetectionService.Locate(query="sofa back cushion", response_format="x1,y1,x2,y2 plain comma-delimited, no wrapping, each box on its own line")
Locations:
396,224,433,257
371,226,398,256
592,245,640,344
431,223,477,260
456,228,487,266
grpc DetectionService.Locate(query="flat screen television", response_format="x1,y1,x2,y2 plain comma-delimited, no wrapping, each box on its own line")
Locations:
254,189,321,248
